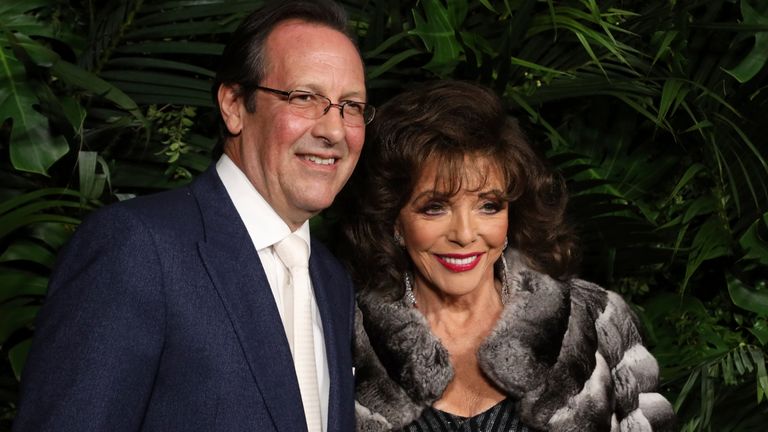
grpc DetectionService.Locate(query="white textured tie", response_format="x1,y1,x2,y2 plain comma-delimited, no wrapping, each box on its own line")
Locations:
274,234,322,432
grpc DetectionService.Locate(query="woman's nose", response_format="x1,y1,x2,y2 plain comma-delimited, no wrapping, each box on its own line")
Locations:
448,211,477,246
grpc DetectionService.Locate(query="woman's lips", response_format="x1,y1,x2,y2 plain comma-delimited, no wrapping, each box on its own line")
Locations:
435,253,484,272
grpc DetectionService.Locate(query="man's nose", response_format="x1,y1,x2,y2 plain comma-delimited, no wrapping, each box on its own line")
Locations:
313,105,346,145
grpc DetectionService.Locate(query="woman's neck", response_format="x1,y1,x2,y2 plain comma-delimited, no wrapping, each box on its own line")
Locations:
415,278,504,333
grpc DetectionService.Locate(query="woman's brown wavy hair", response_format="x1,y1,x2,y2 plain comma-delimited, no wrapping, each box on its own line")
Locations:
340,80,577,300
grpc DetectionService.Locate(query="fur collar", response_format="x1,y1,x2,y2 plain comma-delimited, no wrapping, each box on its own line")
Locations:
355,251,612,430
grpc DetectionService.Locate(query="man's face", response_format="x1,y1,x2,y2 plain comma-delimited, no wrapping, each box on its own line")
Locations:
221,20,366,229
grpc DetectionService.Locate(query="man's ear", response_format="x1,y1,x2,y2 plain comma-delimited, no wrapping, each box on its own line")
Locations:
218,84,244,136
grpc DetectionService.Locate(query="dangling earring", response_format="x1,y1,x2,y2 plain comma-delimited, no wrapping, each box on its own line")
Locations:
501,237,510,302
403,271,417,307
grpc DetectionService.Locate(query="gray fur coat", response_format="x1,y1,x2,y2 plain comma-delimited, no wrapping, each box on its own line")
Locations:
354,251,675,431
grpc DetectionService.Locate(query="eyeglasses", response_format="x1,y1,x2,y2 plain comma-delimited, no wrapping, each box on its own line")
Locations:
253,86,375,126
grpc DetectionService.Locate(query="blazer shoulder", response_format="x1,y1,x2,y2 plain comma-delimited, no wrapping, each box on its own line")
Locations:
110,163,223,229
120,185,199,223
77,184,203,240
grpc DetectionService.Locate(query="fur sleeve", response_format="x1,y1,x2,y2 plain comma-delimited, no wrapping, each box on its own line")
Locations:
596,291,676,431
353,303,423,431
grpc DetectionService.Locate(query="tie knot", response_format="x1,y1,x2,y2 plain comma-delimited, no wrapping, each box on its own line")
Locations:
274,233,309,270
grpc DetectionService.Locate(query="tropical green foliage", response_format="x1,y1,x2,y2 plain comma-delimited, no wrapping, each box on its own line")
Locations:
1,0,767,430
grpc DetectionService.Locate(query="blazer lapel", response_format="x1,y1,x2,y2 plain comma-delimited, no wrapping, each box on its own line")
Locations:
309,244,352,432
192,167,307,432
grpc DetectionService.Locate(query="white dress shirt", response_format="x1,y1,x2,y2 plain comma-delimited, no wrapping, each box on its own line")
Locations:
216,155,329,430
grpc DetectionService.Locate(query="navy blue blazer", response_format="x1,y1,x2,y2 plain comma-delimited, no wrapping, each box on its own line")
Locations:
13,167,355,431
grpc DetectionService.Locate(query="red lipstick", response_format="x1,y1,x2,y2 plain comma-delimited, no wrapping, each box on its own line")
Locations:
435,253,484,272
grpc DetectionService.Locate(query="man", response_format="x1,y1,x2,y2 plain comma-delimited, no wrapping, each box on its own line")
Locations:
13,1,370,431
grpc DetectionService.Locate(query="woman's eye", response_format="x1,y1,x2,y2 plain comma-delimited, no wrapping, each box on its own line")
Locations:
480,201,503,214
419,202,446,215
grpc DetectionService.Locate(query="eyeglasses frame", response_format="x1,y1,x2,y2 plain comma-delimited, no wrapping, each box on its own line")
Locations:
252,85,375,125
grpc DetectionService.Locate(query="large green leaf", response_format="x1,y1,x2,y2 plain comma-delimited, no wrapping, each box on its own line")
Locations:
0,239,56,268
9,338,32,380
78,151,110,201
0,188,82,215
739,213,768,266
749,347,768,402
8,340,31,380
724,0,768,84
0,0,77,175
0,189,85,238
410,0,464,76
0,270,48,303
0,0,57,38
28,222,76,250
727,273,768,316
366,48,421,80
682,216,733,292
0,35,69,175
51,60,144,123
750,319,768,346
4,94,69,175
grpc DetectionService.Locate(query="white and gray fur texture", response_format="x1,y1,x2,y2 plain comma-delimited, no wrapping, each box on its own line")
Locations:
354,250,675,431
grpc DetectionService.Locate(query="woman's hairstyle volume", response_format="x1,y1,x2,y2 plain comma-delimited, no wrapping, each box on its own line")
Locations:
341,80,577,300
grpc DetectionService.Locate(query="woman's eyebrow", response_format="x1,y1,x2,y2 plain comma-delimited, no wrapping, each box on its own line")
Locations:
478,189,505,198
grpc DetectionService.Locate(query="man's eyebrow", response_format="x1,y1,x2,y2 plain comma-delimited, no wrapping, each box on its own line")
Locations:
340,90,366,101
297,84,366,101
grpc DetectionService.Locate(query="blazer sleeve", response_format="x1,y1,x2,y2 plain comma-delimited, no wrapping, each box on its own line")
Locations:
597,291,676,432
13,206,166,432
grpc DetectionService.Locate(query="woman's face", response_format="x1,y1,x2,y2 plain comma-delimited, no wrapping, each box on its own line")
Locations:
396,157,509,300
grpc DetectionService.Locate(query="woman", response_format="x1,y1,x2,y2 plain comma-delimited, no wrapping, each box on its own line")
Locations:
342,81,675,431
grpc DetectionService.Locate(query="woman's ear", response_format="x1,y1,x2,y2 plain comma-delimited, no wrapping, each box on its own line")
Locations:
394,221,405,247
218,84,244,136
394,231,404,247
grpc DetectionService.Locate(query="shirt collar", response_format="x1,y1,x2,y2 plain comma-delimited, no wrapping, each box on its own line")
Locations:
216,154,311,253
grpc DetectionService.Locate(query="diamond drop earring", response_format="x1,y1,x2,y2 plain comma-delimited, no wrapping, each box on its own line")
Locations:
403,271,416,307
501,237,510,302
